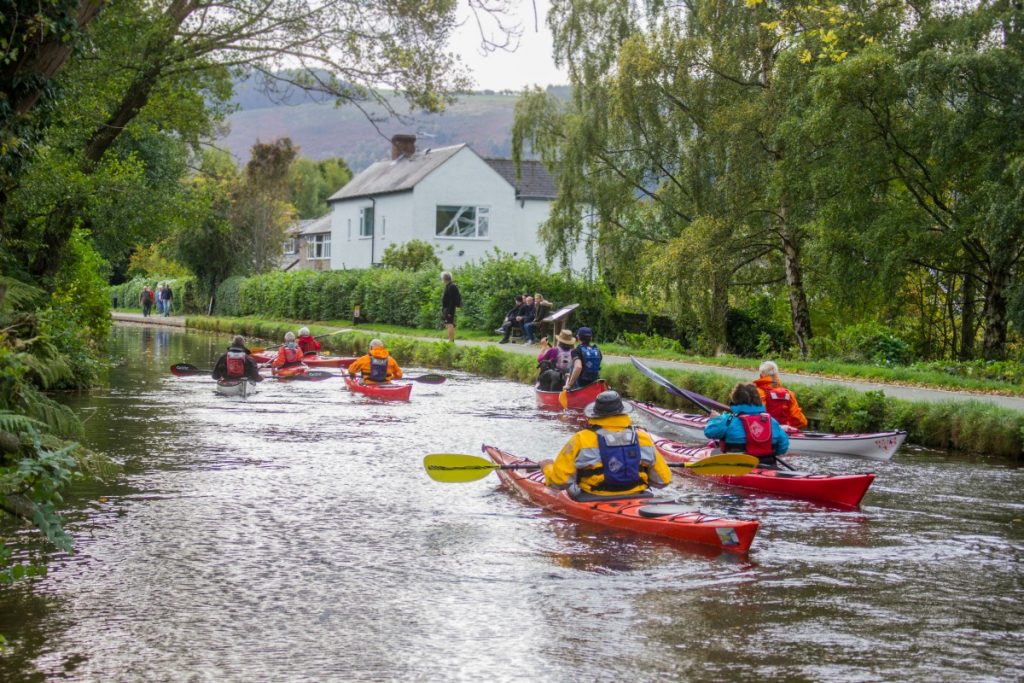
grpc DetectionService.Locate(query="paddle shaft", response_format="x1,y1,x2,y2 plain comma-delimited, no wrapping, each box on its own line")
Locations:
629,356,729,413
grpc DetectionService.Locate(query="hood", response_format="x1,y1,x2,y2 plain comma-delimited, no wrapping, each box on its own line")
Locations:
370,347,390,359
753,376,778,389
586,414,633,429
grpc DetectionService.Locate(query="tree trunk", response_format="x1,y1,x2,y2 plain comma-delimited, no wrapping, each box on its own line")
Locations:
779,222,812,356
980,267,1010,360
959,273,976,360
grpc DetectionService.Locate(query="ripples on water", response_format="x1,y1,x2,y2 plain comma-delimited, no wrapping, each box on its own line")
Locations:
0,325,1021,681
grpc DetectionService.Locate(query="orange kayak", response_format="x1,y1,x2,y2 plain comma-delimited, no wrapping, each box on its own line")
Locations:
482,444,759,553
535,379,609,410
344,376,412,401
272,364,308,379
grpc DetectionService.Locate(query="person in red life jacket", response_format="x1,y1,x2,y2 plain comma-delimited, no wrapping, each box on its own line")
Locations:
564,326,602,390
212,336,264,382
272,332,306,372
536,329,576,391
753,360,808,430
296,326,321,355
347,338,403,384
703,383,789,468
536,390,672,501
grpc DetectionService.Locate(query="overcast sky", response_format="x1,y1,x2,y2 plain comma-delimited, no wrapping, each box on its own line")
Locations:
451,0,568,91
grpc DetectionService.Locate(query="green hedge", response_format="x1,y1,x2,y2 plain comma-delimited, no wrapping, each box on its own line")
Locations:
109,276,203,314
186,315,1024,458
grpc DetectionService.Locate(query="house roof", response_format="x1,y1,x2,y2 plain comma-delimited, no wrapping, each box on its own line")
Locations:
327,144,467,202
483,158,558,199
287,213,332,236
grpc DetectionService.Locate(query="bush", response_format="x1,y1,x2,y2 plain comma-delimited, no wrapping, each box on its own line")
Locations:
810,322,913,366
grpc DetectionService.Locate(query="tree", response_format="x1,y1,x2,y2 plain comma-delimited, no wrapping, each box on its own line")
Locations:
381,240,442,271
232,138,298,274
289,157,352,219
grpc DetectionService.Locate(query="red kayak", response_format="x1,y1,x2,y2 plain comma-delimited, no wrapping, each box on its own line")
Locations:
654,437,875,508
272,364,309,379
250,352,354,368
535,379,609,410
483,444,759,553
344,375,412,401
632,401,906,461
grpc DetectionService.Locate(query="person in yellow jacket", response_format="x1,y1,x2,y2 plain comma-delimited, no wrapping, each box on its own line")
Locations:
753,360,808,429
347,339,403,384
537,390,672,500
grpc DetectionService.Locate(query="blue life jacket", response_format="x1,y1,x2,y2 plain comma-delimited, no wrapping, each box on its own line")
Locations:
578,344,602,382
368,355,389,382
593,427,642,492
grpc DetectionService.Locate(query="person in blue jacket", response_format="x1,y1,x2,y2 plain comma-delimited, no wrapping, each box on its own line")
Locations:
703,382,789,468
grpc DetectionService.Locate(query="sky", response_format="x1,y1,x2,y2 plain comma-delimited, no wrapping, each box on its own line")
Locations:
450,0,568,91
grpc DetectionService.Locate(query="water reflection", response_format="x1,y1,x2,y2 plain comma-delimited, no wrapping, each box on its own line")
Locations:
0,324,1020,681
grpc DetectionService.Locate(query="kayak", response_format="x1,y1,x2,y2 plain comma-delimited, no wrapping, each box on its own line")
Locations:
482,444,760,553
653,437,875,508
300,354,356,369
535,379,609,410
344,375,412,401
631,401,906,461
215,378,252,397
272,364,309,379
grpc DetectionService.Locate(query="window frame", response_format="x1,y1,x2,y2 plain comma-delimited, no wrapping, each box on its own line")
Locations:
306,232,331,260
435,204,491,240
359,206,374,238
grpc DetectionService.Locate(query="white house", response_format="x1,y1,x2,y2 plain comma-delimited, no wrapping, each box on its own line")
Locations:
325,135,585,270
279,213,332,271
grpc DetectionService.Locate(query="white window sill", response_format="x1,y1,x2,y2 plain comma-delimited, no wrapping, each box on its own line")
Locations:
434,236,490,241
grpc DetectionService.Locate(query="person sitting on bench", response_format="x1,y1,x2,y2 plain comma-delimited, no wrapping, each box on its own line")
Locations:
496,294,527,343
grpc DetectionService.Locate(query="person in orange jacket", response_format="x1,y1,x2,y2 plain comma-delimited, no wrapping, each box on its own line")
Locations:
272,332,305,371
753,360,808,430
347,339,403,384
296,326,321,355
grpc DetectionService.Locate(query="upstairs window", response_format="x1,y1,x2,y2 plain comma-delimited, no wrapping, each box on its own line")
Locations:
307,233,331,260
360,206,374,237
436,205,489,238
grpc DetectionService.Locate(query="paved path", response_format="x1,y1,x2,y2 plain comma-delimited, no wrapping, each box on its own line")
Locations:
112,313,1024,412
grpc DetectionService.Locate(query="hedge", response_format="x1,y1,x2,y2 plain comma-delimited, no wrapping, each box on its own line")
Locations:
109,276,204,314
187,315,1024,458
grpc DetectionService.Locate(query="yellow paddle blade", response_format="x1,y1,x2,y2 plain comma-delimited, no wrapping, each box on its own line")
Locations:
249,346,266,353
682,453,759,476
423,453,499,483
558,389,569,410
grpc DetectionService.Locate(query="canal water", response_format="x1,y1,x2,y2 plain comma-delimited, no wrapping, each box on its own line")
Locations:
0,325,1021,681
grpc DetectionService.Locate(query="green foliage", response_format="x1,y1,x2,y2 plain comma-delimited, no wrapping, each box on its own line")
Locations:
810,323,913,366
619,332,685,355
288,157,352,219
380,240,442,271
126,243,190,279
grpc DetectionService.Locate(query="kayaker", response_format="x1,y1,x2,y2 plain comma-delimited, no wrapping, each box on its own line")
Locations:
564,326,602,390
704,383,790,468
272,332,306,370
537,390,671,500
536,329,576,391
348,339,403,384
753,360,808,430
296,327,321,355
212,336,264,382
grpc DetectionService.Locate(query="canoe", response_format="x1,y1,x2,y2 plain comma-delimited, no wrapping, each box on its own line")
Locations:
272,364,309,379
344,375,412,401
482,445,759,553
215,378,251,397
653,437,875,508
301,354,356,369
535,379,610,410
631,401,906,461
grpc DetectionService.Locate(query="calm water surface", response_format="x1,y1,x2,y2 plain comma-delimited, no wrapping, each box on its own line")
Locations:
0,325,1021,681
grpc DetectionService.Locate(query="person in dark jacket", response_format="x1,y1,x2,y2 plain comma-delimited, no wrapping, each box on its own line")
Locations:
441,271,461,343
212,336,264,382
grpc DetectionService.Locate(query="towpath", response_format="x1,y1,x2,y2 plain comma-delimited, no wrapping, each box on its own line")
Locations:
112,313,1024,412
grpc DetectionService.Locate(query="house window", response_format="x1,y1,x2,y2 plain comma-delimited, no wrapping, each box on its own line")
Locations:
306,233,331,260
360,206,374,237
283,238,296,255
436,205,490,238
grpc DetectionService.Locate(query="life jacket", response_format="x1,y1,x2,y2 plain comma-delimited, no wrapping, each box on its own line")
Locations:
578,344,601,382
764,387,794,425
589,427,643,492
734,413,774,457
225,348,247,378
297,336,319,354
554,347,572,372
367,355,389,382
281,342,302,365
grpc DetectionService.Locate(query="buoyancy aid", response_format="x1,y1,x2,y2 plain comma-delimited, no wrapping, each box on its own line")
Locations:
578,344,601,382
225,348,247,378
297,336,320,354
554,346,572,372
368,355,389,382
764,387,794,425
281,342,302,365
736,413,774,457
589,427,643,492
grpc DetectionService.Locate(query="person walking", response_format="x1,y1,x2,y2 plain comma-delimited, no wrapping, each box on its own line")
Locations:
154,285,164,315
140,286,154,317
161,283,173,317
441,271,461,343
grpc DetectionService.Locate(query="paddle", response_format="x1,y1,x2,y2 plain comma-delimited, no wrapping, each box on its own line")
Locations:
629,356,729,414
423,452,759,483
404,374,447,384
170,363,209,377
250,330,345,354
558,388,569,409
274,370,334,381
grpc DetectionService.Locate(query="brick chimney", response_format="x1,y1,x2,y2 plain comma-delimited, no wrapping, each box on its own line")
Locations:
391,134,416,160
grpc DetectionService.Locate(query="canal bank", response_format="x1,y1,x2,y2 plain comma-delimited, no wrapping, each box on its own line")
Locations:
173,315,1024,458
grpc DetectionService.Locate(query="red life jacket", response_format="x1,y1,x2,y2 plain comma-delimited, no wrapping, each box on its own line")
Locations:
281,344,302,365
764,387,793,425
737,413,774,457
225,349,247,378
298,336,320,354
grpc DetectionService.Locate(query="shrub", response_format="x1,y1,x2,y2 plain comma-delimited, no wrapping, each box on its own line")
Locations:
810,322,913,366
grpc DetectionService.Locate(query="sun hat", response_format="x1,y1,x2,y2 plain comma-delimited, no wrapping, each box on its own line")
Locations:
555,329,576,345
583,390,633,418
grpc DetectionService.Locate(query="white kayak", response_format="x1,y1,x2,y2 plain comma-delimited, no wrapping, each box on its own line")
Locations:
216,378,253,398
630,401,906,461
